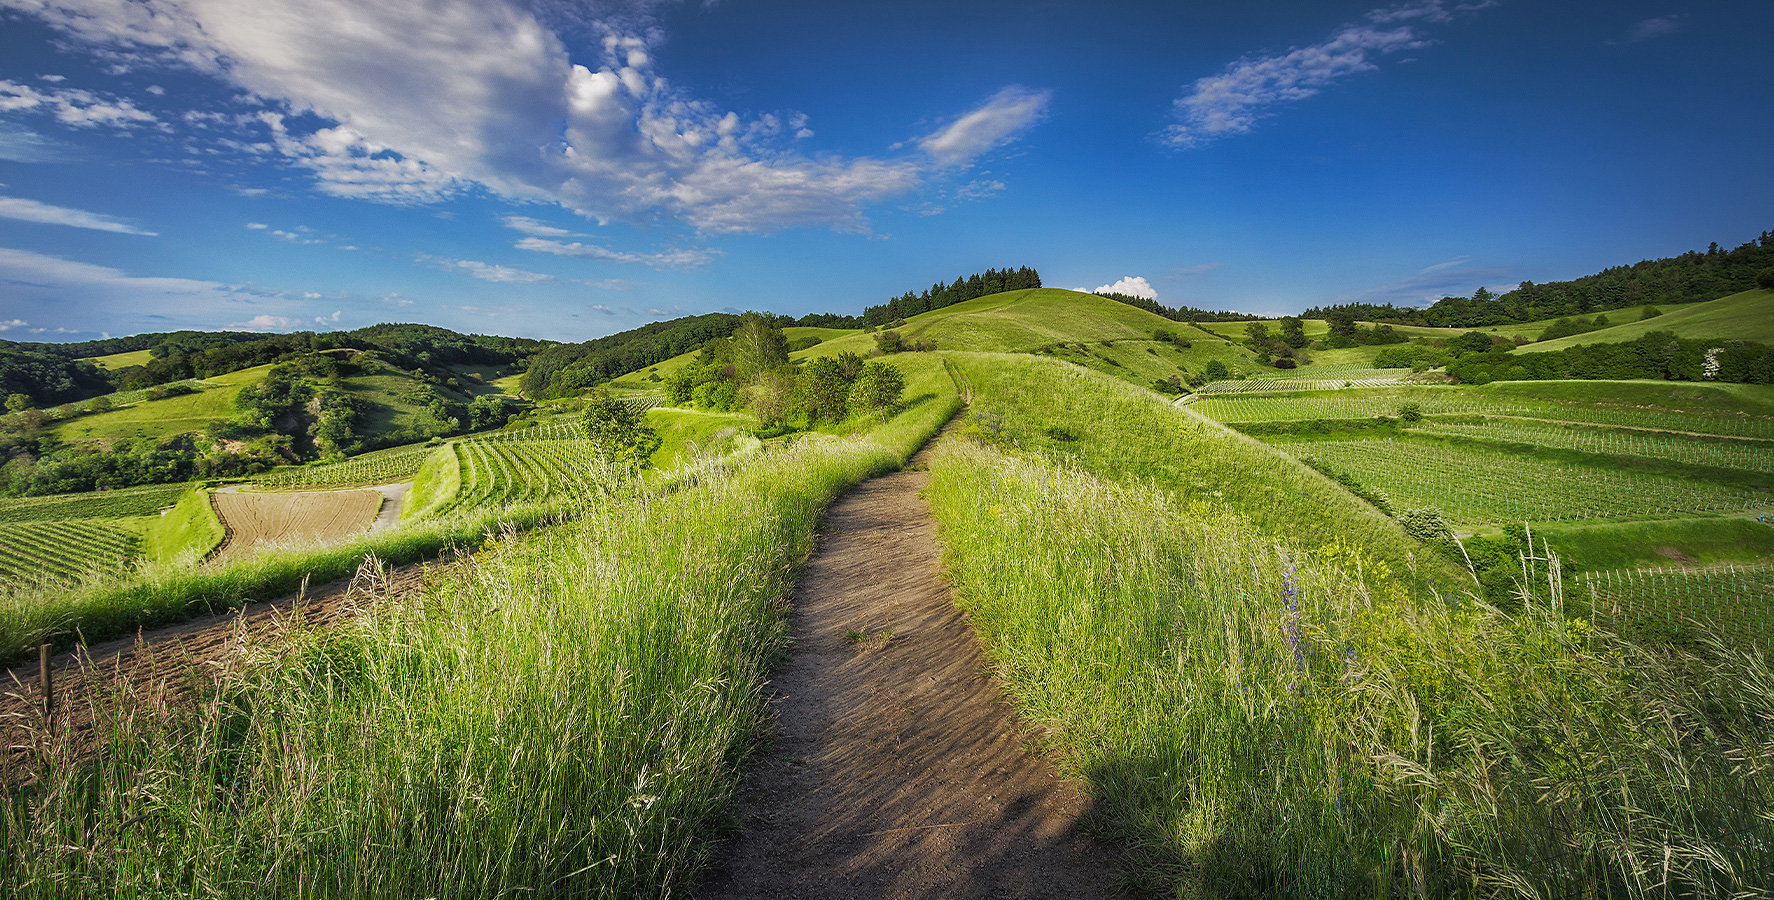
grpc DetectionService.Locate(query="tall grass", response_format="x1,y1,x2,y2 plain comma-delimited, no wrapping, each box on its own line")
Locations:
2,382,958,896
929,420,1773,896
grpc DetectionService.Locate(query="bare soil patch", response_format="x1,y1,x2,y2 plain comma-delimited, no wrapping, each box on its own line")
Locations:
697,451,1125,898
210,488,382,564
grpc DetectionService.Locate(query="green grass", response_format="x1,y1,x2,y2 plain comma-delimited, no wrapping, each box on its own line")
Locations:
1523,289,1774,352
947,353,1448,576
1192,380,1774,437
140,487,225,566
927,407,1774,898
646,407,756,470
0,369,960,897
45,366,269,446
80,348,155,370
1529,517,1774,572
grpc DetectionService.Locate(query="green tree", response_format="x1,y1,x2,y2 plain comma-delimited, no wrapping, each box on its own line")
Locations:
848,361,905,415
87,395,113,414
582,390,660,468
731,312,788,382
1203,359,1229,381
798,356,853,424
4,393,29,413
1758,267,1774,289
1278,316,1308,349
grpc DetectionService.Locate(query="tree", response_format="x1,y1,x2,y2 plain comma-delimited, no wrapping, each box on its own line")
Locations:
1203,360,1229,381
748,369,798,428
799,356,854,424
1759,267,1774,289
848,361,905,415
1278,317,1308,349
4,393,29,413
731,312,788,383
874,330,905,354
582,390,659,468
87,395,113,414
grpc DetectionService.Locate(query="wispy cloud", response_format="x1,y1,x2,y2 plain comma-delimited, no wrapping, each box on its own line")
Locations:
918,86,1051,166
1613,15,1685,44
1166,1,1492,147
501,215,580,237
1330,257,1512,307
0,195,157,235
432,256,557,283
514,237,719,268
0,124,76,163
0,79,158,129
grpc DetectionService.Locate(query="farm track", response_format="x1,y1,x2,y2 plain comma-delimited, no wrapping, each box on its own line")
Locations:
698,439,1125,899
0,557,442,783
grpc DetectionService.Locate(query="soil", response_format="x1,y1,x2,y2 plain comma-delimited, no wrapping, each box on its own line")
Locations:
1,557,438,781
209,487,383,564
697,446,1126,899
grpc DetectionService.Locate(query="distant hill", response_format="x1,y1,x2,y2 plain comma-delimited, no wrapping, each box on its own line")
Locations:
1305,228,1774,327
1519,289,1774,353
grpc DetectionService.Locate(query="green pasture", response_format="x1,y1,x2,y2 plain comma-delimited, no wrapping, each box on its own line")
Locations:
80,348,155,370
1523,289,1774,352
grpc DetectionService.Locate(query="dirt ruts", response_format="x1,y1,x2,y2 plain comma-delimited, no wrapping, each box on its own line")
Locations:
698,446,1125,898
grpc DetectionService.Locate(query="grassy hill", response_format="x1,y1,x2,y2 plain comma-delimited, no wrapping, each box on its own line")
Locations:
82,349,156,370
1521,288,1774,352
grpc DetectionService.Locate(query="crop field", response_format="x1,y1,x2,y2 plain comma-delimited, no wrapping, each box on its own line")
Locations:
209,489,383,564
1419,419,1774,471
0,519,140,584
1191,366,1413,395
1277,436,1770,528
254,442,434,489
1191,382,1774,436
1580,564,1774,650
413,422,610,518
0,483,186,523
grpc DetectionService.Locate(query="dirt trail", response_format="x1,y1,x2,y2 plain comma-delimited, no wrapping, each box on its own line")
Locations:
1,557,438,780
698,445,1124,899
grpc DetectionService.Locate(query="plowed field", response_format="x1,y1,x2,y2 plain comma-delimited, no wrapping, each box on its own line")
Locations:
210,488,383,563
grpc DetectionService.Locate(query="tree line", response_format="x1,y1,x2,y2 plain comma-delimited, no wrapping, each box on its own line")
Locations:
1094,291,1260,324
1303,228,1774,327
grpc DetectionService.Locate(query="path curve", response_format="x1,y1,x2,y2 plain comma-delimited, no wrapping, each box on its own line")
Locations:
698,444,1124,898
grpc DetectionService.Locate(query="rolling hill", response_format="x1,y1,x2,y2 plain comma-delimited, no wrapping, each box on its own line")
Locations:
1520,288,1774,352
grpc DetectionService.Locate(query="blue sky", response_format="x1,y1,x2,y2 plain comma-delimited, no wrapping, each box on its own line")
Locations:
0,0,1769,343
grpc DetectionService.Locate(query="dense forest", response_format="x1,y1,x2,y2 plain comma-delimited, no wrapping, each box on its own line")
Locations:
858,267,1042,327
1304,229,1774,327
522,313,742,400
0,325,548,410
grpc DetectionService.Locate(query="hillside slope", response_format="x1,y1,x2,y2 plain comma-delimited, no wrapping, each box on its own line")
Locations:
1521,288,1774,352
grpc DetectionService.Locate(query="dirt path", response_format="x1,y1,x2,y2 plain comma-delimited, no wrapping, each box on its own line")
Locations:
1,557,439,781
698,448,1125,899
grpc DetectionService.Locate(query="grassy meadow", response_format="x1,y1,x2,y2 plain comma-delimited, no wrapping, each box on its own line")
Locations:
927,355,1774,898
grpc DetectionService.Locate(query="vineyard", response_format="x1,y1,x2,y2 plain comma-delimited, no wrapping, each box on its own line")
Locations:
0,483,187,523
1279,436,1770,528
1192,386,1774,436
0,519,140,584
1418,420,1774,472
254,442,435,489
1581,564,1774,650
419,422,611,518
1189,367,1412,396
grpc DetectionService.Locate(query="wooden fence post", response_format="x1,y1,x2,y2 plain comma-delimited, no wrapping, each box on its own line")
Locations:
39,643,52,723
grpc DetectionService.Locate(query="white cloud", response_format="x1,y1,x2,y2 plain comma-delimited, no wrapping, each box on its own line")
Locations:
313,309,340,324
0,246,279,332
444,258,556,283
1166,1,1486,147
0,124,74,162
245,222,269,229
0,246,236,296
0,79,158,129
515,237,718,268
501,215,578,237
0,318,28,331
3,0,1040,232
918,86,1051,166
233,314,301,331
1095,275,1157,299
0,195,157,234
